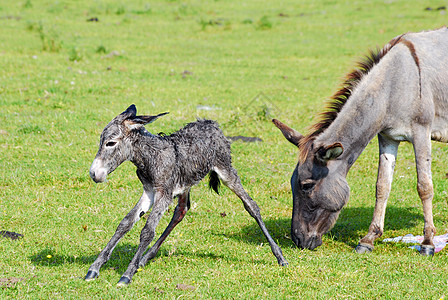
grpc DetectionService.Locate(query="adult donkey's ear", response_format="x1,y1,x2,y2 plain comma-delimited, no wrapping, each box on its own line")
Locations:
272,119,303,147
124,112,169,130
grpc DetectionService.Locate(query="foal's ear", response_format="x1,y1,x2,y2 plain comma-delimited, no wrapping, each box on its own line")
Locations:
124,112,169,130
315,143,344,163
120,104,137,118
272,119,303,147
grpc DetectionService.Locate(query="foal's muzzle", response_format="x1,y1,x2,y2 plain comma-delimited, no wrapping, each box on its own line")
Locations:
90,158,107,183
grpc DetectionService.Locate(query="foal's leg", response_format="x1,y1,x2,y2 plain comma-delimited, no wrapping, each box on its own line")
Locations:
356,134,399,253
138,191,190,268
214,166,288,266
117,190,172,286
413,127,436,256
85,188,155,281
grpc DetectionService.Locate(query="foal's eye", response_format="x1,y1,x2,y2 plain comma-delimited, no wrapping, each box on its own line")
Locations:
106,141,117,147
301,180,316,193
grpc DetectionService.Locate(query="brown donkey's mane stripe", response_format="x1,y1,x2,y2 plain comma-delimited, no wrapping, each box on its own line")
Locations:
399,39,422,97
298,34,406,162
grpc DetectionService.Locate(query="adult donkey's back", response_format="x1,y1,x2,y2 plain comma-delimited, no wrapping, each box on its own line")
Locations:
273,27,448,255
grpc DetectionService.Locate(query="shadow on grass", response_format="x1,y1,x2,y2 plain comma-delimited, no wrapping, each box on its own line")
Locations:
29,243,244,273
329,205,422,247
29,206,423,271
226,205,423,249
29,243,139,274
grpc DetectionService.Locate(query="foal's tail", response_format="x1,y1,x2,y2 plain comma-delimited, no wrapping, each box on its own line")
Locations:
208,171,221,195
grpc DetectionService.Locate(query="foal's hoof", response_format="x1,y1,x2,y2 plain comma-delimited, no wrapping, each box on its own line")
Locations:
117,276,131,287
84,270,99,281
355,243,374,254
279,259,289,267
419,245,435,256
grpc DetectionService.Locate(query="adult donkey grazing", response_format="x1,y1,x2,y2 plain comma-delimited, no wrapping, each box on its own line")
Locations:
86,105,287,286
273,27,448,255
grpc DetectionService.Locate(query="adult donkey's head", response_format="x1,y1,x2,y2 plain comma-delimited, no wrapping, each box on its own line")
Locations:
90,104,168,183
272,119,349,250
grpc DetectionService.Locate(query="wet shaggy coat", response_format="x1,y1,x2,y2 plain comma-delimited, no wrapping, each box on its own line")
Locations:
131,120,228,192
86,105,287,286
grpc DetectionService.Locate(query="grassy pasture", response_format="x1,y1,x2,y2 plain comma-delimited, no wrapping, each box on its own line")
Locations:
1,0,448,298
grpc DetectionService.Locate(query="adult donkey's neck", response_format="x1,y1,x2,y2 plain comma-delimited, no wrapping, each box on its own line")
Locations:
314,44,417,169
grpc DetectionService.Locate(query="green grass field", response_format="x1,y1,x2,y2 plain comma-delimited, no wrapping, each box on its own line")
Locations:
1,0,448,298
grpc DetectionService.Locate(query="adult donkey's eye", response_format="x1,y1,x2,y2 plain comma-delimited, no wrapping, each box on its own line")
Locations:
106,141,117,147
301,180,316,192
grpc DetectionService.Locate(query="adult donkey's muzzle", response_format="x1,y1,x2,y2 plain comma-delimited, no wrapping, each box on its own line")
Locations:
301,234,323,250
292,228,323,250
90,158,107,183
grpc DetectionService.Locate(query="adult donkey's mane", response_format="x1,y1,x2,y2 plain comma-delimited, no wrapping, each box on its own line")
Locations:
298,34,410,162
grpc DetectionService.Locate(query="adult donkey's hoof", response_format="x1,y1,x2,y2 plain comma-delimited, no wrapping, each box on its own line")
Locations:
117,276,131,287
419,245,435,256
355,243,374,254
84,270,99,281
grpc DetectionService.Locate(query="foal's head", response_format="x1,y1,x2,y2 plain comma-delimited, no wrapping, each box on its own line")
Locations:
89,104,168,183
273,119,349,250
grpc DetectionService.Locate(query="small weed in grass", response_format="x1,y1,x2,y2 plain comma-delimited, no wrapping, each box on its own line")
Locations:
116,5,126,15
27,21,62,52
256,15,272,30
199,18,232,31
96,44,107,54
23,0,32,9
68,46,82,62
132,4,152,15
17,124,45,134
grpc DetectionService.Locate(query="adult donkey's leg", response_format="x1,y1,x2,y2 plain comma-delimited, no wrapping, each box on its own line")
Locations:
413,127,436,256
356,134,399,253
117,190,172,286
84,189,154,281
138,191,190,268
215,166,288,266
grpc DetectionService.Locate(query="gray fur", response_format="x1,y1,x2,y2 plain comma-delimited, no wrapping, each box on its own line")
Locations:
86,105,287,286
274,27,448,253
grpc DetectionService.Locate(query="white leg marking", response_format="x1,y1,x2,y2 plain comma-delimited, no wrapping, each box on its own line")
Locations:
213,168,229,184
133,189,155,223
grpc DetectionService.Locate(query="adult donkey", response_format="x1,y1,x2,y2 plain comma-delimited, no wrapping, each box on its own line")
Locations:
273,27,448,255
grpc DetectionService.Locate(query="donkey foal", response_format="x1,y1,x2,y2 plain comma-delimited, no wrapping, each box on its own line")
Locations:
85,105,287,286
